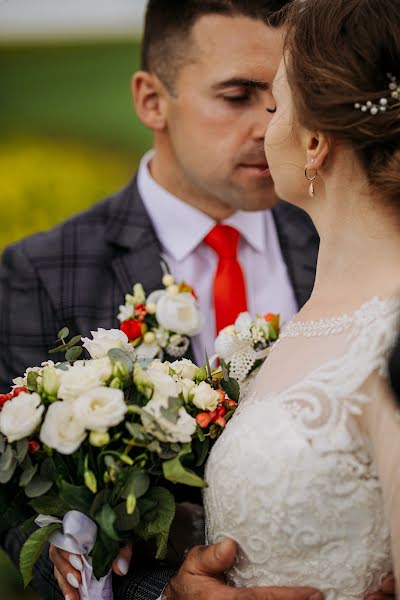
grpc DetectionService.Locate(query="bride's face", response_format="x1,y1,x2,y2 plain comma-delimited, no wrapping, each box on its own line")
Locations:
264,59,311,206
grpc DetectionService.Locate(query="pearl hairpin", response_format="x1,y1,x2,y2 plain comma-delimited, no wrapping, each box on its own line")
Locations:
354,73,400,116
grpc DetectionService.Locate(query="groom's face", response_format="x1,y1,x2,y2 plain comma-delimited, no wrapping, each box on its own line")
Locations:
161,15,284,212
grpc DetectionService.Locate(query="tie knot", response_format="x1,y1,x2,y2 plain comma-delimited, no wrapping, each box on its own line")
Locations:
204,224,240,259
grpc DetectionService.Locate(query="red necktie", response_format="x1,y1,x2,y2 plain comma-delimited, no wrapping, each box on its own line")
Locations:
204,224,248,333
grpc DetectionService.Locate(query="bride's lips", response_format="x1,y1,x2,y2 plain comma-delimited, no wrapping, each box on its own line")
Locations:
238,162,271,177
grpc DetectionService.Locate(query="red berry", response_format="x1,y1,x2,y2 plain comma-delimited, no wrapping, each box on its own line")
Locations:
216,405,227,418
12,387,28,397
196,412,211,429
215,416,226,429
227,399,238,408
208,410,218,422
28,440,40,453
216,389,226,403
0,393,13,410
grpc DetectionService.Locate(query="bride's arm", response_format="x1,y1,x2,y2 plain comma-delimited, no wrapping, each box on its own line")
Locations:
366,377,400,593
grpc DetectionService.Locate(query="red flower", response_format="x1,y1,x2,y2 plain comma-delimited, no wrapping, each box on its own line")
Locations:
0,393,13,410
196,412,211,429
264,313,280,335
28,440,40,454
12,386,28,397
120,319,145,341
215,405,227,419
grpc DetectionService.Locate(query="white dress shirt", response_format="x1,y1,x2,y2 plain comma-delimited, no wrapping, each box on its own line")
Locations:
137,151,298,366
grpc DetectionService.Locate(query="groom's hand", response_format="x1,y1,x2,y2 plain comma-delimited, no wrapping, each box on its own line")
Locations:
365,573,396,599
162,539,323,600
49,542,132,600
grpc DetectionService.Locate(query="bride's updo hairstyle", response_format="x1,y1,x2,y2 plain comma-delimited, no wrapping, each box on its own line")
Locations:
284,0,400,204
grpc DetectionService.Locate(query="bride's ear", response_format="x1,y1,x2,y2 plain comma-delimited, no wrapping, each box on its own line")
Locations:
304,132,330,172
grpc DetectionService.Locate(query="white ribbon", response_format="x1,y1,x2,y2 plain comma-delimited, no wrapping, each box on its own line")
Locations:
36,511,113,600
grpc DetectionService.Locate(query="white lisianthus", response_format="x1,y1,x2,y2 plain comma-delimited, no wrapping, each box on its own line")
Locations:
177,377,196,402
155,292,202,336
117,303,134,323
58,358,112,402
82,328,134,359
170,359,199,380
40,401,87,454
74,387,127,433
192,382,220,412
141,396,196,443
0,392,44,442
147,359,171,376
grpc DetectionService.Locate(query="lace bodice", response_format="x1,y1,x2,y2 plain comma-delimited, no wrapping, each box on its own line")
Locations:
204,297,400,599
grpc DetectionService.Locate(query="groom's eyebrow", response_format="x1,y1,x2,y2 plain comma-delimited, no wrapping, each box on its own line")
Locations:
212,78,271,91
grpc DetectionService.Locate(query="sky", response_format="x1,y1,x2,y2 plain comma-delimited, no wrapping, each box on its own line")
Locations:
0,0,148,40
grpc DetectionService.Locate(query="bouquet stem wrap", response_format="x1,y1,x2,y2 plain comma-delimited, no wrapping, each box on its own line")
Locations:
35,511,113,600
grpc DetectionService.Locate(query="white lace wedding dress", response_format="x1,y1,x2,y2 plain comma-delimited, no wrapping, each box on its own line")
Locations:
204,297,400,599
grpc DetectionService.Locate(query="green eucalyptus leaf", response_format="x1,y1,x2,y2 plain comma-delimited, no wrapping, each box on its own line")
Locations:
25,475,53,498
220,377,240,403
66,335,82,348
20,523,61,588
48,344,69,355
95,504,121,541
19,463,38,488
16,439,29,463
121,468,150,500
125,422,149,443
0,457,18,483
0,444,14,471
65,346,83,363
29,491,70,518
57,327,69,340
114,502,140,531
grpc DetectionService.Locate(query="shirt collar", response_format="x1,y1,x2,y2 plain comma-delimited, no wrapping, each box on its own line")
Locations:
137,150,267,261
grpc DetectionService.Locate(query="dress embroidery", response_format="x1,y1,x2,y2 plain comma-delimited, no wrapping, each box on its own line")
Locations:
204,297,400,599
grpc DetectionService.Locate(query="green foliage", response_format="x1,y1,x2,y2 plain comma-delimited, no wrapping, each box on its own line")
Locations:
134,487,176,560
20,523,61,588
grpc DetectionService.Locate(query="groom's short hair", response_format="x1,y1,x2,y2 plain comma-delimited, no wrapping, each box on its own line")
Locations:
141,0,291,92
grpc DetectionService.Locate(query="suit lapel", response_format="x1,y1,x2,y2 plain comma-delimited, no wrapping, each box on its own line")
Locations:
272,201,319,309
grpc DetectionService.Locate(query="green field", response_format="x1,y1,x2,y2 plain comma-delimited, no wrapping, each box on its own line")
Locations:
0,38,152,597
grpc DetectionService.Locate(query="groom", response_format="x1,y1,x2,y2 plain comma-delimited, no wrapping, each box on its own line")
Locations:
0,1,394,599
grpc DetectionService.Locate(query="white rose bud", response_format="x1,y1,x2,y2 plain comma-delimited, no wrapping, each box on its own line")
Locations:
143,331,156,344
82,328,134,359
147,359,171,375
178,378,196,401
162,274,175,287
40,401,87,454
192,382,220,412
42,366,62,397
170,359,199,380
74,387,127,433
0,392,44,442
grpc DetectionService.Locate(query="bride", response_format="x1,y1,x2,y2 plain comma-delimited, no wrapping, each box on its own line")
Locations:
204,0,400,598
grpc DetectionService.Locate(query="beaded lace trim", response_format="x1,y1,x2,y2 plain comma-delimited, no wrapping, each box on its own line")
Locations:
280,296,400,339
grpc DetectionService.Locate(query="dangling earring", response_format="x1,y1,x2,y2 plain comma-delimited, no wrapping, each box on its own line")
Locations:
305,160,318,197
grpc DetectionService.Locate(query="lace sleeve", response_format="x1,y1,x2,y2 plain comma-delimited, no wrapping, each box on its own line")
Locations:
366,379,400,590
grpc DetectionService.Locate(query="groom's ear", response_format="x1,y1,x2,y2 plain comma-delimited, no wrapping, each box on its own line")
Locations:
131,71,169,131
304,131,330,172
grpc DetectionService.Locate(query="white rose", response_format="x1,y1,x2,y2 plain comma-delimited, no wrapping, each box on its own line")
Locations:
147,359,171,376
141,396,196,444
156,292,202,336
0,392,44,442
82,328,134,359
73,387,127,433
170,359,199,380
40,401,87,454
192,382,220,412
177,377,196,401
147,369,179,403
58,358,112,402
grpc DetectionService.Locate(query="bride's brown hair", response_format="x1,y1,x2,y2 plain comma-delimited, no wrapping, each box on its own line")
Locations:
284,0,400,204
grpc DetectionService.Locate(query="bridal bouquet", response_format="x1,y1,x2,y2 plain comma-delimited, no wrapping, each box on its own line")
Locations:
117,275,202,362
0,328,239,599
215,311,280,383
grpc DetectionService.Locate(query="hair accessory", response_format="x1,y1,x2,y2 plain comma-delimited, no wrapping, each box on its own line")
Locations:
354,73,400,115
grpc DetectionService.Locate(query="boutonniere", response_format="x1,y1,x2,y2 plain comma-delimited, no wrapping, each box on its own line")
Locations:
117,274,203,361
215,312,280,383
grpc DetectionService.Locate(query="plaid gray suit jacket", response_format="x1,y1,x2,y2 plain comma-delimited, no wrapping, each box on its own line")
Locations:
0,175,318,599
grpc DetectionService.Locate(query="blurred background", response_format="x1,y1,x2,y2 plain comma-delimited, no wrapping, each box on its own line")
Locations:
0,1,150,596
